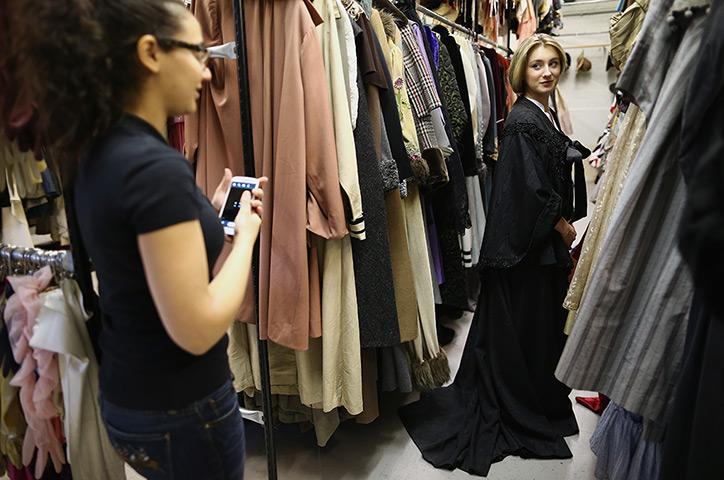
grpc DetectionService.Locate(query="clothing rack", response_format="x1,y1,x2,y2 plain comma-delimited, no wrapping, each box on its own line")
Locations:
202,4,279,478
231,1,278,479
416,4,514,55
0,244,74,279
561,43,610,49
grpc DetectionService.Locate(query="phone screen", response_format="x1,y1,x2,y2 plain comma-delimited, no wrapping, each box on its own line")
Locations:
220,180,256,223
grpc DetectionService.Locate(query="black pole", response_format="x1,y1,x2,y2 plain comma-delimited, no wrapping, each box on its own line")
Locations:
506,0,511,55
232,1,278,479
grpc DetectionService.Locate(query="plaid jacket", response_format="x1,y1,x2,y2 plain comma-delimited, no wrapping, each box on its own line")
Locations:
400,23,442,152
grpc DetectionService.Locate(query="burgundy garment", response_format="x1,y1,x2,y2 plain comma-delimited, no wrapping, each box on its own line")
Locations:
482,47,506,138
7,462,33,480
167,115,185,153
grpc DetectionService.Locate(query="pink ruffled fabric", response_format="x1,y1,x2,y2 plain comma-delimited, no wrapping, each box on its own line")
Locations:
6,267,65,478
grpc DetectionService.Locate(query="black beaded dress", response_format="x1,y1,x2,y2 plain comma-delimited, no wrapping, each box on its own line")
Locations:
399,96,587,476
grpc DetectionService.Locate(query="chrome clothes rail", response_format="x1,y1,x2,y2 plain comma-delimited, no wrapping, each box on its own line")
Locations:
0,244,74,280
416,4,514,55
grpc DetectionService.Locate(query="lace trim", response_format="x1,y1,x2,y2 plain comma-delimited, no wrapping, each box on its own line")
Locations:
501,122,569,183
478,255,524,269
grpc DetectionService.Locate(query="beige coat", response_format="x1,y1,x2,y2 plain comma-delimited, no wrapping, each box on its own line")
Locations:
294,0,364,418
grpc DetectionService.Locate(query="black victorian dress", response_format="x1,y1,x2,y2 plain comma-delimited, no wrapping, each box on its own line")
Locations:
399,96,588,476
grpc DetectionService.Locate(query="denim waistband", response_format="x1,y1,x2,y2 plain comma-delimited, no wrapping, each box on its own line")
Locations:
99,376,235,420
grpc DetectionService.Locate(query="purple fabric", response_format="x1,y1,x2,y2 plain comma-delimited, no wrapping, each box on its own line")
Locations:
411,23,435,82
422,25,440,70
7,462,33,480
426,202,445,285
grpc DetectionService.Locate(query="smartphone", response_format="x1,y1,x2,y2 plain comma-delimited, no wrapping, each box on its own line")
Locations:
218,176,260,236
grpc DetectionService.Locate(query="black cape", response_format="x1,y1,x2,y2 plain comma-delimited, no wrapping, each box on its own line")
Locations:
399,96,583,476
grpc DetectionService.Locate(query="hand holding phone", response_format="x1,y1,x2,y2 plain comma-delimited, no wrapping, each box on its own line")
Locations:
218,176,261,236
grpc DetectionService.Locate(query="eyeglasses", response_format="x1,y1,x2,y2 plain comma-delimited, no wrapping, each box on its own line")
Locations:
156,37,211,66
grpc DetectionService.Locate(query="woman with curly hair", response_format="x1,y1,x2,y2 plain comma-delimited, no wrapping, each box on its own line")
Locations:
7,1,266,478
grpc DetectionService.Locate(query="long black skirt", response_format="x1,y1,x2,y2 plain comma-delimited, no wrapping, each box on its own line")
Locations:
399,263,578,476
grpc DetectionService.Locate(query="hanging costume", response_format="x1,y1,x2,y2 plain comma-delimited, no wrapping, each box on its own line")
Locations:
399,96,586,476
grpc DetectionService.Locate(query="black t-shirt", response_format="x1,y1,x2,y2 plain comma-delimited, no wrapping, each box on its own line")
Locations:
75,114,228,410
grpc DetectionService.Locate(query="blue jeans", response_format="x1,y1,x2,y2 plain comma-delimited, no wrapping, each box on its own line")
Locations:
100,379,245,479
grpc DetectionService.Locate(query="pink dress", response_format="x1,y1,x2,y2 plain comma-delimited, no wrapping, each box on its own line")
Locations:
6,267,65,478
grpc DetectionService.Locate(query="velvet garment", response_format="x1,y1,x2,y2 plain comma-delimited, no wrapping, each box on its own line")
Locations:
480,97,580,270
400,95,581,476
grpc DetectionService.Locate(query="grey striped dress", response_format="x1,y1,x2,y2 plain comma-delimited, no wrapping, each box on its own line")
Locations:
555,0,709,439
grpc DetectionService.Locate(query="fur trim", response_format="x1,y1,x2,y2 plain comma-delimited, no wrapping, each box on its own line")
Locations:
378,9,397,40
408,348,451,391
428,348,451,387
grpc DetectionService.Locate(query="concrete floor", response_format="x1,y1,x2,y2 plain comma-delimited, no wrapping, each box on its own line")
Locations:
240,310,602,480
103,308,608,480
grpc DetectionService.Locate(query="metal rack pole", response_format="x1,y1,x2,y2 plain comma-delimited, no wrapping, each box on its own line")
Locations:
472,0,478,38
232,1,278,479
416,4,514,54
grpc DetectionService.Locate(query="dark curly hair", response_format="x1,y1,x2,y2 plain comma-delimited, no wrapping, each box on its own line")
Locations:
12,0,188,175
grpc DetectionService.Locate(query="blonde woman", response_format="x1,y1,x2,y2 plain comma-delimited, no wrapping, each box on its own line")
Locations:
400,34,588,476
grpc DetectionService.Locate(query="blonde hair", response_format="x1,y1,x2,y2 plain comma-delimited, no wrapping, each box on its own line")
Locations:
508,34,567,94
